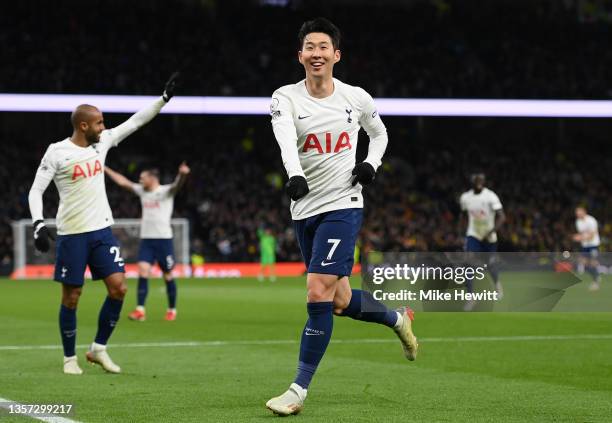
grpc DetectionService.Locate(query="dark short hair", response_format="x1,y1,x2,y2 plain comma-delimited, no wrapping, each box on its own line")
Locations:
298,17,341,50
142,168,160,179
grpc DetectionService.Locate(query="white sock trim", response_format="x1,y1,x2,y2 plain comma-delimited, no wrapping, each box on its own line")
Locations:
393,311,403,329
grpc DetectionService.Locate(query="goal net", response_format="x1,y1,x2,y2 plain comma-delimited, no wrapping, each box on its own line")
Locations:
11,218,190,279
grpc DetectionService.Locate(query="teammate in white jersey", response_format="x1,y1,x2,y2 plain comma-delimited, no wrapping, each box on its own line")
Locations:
27,73,178,375
104,162,190,321
572,206,601,290
459,173,506,309
266,18,418,416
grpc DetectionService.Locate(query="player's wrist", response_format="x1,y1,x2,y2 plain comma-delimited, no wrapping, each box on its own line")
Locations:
33,220,45,233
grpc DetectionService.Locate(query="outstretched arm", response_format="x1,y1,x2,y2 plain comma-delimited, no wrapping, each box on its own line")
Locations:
169,161,191,195
105,167,136,193
106,72,180,147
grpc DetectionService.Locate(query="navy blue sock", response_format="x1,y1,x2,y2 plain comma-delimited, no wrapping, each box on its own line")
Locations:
338,289,398,327
137,277,148,307
587,265,600,281
166,279,177,309
59,305,77,357
489,264,500,284
294,302,334,389
466,279,474,293
95,297,123,345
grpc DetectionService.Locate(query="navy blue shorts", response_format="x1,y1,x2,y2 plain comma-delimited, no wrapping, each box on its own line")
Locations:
293,208,362,277
138,239,175,272
465,236,497,253
581,246,599,259
54,227,125,286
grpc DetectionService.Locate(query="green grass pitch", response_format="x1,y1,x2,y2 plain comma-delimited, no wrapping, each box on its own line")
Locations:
1,276,611,422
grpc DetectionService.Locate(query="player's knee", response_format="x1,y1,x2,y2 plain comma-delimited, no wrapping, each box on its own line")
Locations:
163,272,173,282
62,287,82,308
138,262,151,278
109,282,128,300
306,277,335,302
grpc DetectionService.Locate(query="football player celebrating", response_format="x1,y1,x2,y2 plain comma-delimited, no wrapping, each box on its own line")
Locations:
266,18,418,415
104,162,190,321
28,73,178,375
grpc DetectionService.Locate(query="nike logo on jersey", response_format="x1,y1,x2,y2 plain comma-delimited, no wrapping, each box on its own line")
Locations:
320,260,336,267
298,115,311,120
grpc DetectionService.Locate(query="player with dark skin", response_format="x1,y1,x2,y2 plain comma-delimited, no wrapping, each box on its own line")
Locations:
61,105,126,320
459,174,506,240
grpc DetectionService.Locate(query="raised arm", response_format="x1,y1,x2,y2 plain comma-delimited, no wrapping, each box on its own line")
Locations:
105,167,136,193
105,72,179,147
169,161,191,195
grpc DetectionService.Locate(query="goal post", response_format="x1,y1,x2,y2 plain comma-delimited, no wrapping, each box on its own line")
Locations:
11,218,190,279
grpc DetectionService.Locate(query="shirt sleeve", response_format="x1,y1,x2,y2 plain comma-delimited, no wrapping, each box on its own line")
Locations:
459,193,467,211
104,97,167,148
270,90,305,178
490,192,503,211
357,88,388,171
28,146,57,222
132,183,145,197
161,184,174,198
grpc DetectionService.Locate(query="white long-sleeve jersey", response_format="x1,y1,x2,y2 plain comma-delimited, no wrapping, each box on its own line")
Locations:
28,97,166,235
271,78,388,220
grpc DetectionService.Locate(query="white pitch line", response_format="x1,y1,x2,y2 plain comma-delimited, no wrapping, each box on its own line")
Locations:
1,334,611,352
0,397,81,423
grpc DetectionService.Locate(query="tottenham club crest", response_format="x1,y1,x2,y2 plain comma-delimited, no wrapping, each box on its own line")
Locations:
345,106,353,123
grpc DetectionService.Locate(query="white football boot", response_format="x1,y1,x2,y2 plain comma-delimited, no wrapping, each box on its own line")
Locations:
266,383,307,416
63,356,83,375
86,343,121,373
393,306,418,361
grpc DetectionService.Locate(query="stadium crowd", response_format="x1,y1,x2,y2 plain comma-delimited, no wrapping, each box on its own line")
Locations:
1,0,611,273
1,113,610,271
1,0,611,99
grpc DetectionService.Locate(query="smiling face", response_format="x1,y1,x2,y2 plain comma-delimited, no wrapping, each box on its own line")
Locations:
298,32,341,79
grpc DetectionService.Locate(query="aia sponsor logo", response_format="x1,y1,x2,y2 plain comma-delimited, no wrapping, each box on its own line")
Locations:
303,132,352,154
143,200,161,209
72,160,102,180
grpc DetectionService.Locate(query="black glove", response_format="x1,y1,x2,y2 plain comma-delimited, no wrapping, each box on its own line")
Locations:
162,72,180,102
33,220,55,253
351,162,376,186
285,176,309,201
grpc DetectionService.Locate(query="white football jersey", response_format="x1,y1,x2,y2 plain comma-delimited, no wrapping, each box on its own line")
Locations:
29,97,166,235
132,184,175,239
460,188,503,242
271,78,388,220
576,215,600,248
